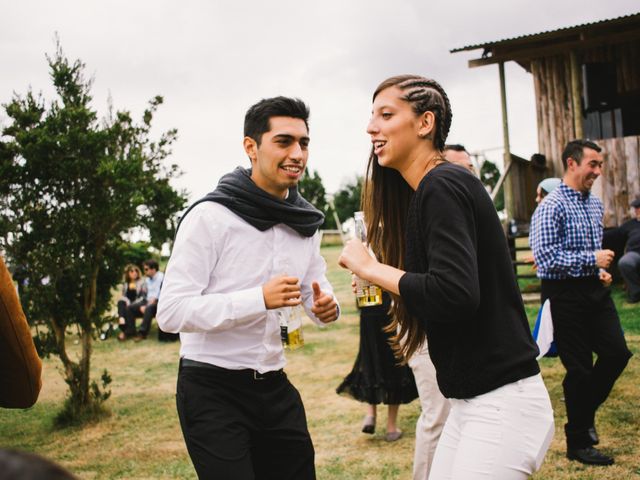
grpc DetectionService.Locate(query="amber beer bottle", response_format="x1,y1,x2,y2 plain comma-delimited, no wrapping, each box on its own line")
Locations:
353,212,383,307
278,261,305,350
279,305,305,350
285,304,304,350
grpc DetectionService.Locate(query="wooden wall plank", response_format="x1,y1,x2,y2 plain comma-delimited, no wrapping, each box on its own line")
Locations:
600,138,617,227
611,138,629,225
624,136,640,216
597,136,640,227
518,40,640,223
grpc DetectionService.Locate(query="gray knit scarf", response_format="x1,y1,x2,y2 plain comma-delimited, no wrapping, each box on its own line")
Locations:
178,167,324,237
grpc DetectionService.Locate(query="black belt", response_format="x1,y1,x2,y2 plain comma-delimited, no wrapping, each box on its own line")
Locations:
180,358,284,381
541,276,601,288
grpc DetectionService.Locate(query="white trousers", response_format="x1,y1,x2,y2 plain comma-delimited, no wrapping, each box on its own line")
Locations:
408,346,451,480
428,373,554,480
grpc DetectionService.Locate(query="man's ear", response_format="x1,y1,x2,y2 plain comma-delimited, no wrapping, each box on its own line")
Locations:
243,136,258,164
418,111,436,138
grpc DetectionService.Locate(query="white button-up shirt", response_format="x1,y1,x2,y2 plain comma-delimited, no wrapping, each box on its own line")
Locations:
157,201,338,373
145,271,164,302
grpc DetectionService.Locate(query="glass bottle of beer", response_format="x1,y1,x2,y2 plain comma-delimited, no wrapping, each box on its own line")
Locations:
353,211,383,307
277,260,305,350
286,304,305,350
278,302,305,350
279,310,289,347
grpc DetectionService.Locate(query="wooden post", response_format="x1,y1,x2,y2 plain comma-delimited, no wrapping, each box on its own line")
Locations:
569,51,584,139
499,62,514,217
491,159,516,203
327,198,346,245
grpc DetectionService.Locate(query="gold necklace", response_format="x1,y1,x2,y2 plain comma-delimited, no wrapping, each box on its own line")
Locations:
424,154,445,174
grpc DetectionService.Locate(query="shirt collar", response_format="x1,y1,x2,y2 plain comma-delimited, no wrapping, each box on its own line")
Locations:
559,182,591,202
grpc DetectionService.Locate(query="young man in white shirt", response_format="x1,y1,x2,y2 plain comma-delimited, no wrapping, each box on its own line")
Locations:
157,96,339,480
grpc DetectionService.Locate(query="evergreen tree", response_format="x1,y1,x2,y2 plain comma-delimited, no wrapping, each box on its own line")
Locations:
298,168,335,229
332,176,363,226
0,42,186,424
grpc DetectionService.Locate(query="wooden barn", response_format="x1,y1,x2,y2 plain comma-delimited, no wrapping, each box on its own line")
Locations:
452,13,640,227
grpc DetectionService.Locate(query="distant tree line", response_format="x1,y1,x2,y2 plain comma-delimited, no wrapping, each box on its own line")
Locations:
298,170,362,230
299,160,503,229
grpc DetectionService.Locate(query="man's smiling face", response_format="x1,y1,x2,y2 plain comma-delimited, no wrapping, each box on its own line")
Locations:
245,116,309,198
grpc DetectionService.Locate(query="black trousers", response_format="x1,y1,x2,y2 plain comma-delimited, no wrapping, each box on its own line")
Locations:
116,300,136,336
125,300,156,336
176,360,315,480
542,277,632,449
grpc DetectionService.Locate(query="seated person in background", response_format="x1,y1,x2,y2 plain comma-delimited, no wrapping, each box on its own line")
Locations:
616,198,640,303
0,255,42,408
116,264,147,341
124,259,163,342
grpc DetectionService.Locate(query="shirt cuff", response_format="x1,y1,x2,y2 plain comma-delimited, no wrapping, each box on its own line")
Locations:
229,286,266,323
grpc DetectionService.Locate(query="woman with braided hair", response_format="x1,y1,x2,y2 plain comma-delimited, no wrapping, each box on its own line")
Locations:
339,75,554,479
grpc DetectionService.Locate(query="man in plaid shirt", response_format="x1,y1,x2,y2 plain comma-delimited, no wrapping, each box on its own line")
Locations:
530,139,632,467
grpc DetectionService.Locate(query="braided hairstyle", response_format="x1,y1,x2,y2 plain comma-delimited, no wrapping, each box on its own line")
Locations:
363,75,453,363
373,75,452,151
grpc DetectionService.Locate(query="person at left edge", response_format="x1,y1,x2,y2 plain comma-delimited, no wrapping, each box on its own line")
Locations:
1,255,42,408
157,96,339,480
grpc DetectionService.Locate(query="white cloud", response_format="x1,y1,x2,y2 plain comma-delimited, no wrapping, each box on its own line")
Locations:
2,0,638,199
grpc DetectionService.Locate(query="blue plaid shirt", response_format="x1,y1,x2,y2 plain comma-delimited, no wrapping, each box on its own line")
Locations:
529,182,603,279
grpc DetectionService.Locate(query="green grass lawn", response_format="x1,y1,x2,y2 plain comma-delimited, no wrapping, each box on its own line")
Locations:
1,244,639,479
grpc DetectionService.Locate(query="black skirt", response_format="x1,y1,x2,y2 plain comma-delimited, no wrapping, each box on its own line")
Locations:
336,294,418,405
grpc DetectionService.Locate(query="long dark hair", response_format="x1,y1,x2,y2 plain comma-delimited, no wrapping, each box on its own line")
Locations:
363,75,452,362
122,264,141,283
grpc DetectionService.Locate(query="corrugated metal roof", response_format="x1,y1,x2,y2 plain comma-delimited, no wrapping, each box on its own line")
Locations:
450,12,640,53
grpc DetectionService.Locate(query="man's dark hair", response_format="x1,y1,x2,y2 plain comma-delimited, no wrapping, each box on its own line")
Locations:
143,259,159,270
244,96,310,146
444,144,467,153
561,139,601,169
0,449,77,479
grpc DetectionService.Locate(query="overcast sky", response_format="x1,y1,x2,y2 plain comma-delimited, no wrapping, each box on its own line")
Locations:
1,1,638,201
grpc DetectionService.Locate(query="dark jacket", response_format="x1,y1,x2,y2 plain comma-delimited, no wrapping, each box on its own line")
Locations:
399,163,539,399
